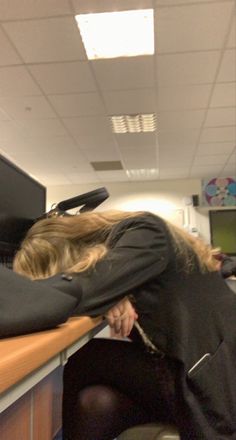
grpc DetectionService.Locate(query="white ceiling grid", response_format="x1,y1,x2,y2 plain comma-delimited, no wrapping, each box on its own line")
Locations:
0,0,234,186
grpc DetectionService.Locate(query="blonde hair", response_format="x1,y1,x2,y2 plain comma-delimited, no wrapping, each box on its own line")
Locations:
13,210,219,280
166,221,219,272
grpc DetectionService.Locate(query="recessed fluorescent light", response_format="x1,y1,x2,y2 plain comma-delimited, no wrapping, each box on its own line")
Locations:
126,168,159,179
110,113,156,133
75,9,154,60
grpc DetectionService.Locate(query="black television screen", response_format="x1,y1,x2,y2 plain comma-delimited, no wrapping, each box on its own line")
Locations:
209,210,236,256
0,154,46,219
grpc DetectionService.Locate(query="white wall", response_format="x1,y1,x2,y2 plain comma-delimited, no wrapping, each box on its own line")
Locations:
47,178,211,241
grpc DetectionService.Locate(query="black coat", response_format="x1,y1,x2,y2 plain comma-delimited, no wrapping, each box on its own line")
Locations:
0,265,79,338
40,213,236,439
220,255,236,278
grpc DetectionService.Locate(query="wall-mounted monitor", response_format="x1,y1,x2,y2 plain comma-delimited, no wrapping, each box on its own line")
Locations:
209,209,236,256
0,155,46,267
0,154,46,219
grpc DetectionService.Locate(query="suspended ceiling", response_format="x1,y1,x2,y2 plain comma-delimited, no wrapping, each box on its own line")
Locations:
0,0,235,187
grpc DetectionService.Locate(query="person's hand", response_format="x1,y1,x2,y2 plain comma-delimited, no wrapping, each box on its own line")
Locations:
105,297,138,338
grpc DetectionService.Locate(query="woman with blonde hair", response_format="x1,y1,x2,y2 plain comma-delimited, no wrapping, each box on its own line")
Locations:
14,210,236,440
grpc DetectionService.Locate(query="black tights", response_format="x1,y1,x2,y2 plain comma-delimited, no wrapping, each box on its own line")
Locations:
63,338,177,440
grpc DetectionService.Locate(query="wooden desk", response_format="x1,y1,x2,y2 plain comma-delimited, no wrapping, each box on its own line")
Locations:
0,317,106,440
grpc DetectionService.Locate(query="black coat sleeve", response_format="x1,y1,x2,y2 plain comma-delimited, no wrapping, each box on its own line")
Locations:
39,213,169,316
220,256,236,278
0,266,79,338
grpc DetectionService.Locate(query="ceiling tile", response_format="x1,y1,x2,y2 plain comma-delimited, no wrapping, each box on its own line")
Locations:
0,0,233,187
0,66,41,97
62,116,111,136
159,130,199,148
3,17,86,64
210,82,236,107
9,150,60,172
158,110,205,131
75,134,117,150
68,172,100,184
0,119,22,140
103,88,156,114
200,126,236,143
159,154,192,167
122,145,156,159
221,164,236,176
0,27,22,66
227,14,236,48
29,62,96,94
159,144,196,157
17,118,68,138
48,92,105,117
157,51,220,86
0,96,57,120
158,147,193,158
221,151,236,175
0,107,10,121
7,135,79,155
0,0,72,20
83,148,120,162
13,148,93,174
190,165,222,178
197,142,235,156
159,168,189,179
156,2,234,53
217,49,236,82
121,146,156,160
204,107,236,127
157,84,212,111
193,154,229,166
122,150,157,169
123,156,157,169
91,56,155,91
95,170,128,182
155,0,223,4
16,135,79,154
36,174,73,186
61,159,93,173
72,0,152,13
116,132,156,149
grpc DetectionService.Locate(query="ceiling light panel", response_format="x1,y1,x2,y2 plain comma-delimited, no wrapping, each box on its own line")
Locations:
75,9,154,60
111,113,156,133
126,168,159,179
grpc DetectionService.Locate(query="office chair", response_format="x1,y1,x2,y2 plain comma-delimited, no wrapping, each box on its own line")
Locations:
117,423,180,439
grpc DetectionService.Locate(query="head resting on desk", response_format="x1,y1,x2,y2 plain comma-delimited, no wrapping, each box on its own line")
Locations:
13,210,219,280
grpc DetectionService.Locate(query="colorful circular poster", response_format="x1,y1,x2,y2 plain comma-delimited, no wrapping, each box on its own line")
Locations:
204,177,236,206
